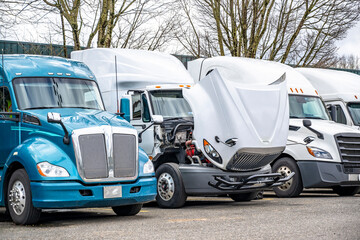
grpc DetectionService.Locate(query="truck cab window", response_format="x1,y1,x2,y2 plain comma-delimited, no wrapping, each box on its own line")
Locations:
142,94,150,122
132,93,141,120
348,103,360,126
0,87,12,112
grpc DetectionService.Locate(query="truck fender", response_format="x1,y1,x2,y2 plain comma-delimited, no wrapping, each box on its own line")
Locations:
3,137,78,183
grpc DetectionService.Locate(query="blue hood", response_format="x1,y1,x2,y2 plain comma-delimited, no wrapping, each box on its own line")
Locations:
25,108,133,135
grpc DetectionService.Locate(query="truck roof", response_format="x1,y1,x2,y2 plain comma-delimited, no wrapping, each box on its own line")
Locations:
297,68,360,103
188,57,319,97
0,54,94,82
71,48,194,93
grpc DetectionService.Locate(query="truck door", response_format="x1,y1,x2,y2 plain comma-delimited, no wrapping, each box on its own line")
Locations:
131,92,155,155
0,87,19,167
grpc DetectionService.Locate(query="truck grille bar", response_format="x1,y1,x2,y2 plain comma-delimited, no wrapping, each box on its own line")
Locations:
72,126,139,182
227,151,281,171
335,133,360,174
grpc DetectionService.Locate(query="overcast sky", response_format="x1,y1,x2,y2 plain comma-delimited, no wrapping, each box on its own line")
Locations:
337,22,360,58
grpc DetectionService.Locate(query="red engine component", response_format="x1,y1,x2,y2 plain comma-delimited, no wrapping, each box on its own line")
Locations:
185,140,195,157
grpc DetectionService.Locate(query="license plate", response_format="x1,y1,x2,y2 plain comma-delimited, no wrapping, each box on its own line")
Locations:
348,174,360,182
103,186,122,199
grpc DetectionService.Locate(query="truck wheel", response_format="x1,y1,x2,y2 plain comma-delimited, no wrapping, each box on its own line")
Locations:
229,192,258,202
112,204,143,216
272,157,303,198
155,163,187,208
7,169,41,225
332,186,360,196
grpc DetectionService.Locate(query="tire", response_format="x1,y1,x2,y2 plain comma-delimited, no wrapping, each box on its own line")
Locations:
112,204,143,216
229,192,258,202
7,169,41,225
155,163,187,208
272,157,303,198
332,186,360,196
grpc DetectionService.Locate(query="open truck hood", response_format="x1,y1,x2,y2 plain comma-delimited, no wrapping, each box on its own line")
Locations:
183,69,289,171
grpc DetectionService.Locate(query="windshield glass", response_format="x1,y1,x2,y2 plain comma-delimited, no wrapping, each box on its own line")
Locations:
13,77,104,110
149,90,193,119
289,95,329,120
348,102,360,126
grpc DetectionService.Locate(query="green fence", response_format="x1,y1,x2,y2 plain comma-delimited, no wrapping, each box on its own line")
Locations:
1,40,359,75
0,40,83,58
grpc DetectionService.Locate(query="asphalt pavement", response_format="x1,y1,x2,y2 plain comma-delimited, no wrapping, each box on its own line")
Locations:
0,189,359,240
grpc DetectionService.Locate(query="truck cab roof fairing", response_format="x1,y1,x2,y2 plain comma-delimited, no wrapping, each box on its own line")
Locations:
71,48,194,93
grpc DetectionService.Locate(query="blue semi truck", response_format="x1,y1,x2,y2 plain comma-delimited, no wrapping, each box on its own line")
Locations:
0,55,157,225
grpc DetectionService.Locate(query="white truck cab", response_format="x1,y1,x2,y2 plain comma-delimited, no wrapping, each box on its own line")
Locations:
297,68,360,130
189,57,360,197
72,49,292,208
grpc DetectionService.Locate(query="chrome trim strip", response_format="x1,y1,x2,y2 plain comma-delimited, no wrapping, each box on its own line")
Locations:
72,126,139,183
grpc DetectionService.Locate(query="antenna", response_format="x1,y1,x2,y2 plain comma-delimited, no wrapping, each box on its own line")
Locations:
1,49,5,112
115,55,119,113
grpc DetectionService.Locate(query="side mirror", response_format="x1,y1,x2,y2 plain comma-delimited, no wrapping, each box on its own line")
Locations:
138,115,164,143
303,119,312,127
329,105,336,122
120,96,131,122
47,112,62,123
47,112,70,145
152,115,163,124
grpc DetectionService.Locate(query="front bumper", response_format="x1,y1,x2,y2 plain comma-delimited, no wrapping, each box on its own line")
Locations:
31,177,157,209
179,164,293,196
298,161,360,188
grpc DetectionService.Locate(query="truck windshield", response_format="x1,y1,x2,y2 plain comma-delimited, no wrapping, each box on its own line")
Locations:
289,95,329,120
348,103,360,126
13,77,105,110
149,90,193,119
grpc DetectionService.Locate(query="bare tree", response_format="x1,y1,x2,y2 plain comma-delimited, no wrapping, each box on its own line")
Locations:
175,0,360,67
332,54,360,70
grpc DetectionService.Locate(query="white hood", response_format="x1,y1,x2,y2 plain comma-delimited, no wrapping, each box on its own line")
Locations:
183,69,289,170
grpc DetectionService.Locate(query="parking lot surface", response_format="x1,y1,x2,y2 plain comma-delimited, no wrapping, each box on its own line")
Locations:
0,190,359,240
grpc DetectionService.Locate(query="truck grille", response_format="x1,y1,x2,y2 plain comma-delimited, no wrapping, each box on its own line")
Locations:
335,134,360,174
79,134,108,179
335,134,360,162
113,134,137,178
227,152,281,171
73,126,138,182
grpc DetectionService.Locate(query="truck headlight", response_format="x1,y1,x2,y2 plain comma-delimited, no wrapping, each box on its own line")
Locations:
143,159,155,174
306,146,332,159
37,162,70,177
203,139,222,163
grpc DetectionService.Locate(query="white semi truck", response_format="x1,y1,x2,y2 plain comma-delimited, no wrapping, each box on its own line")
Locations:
297,68,360,129
72,49,292,208
189,57,360,197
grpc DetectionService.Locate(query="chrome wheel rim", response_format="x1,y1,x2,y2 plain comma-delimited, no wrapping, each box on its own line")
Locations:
9,180,26,215
157,173,175,201
277,166,293,191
